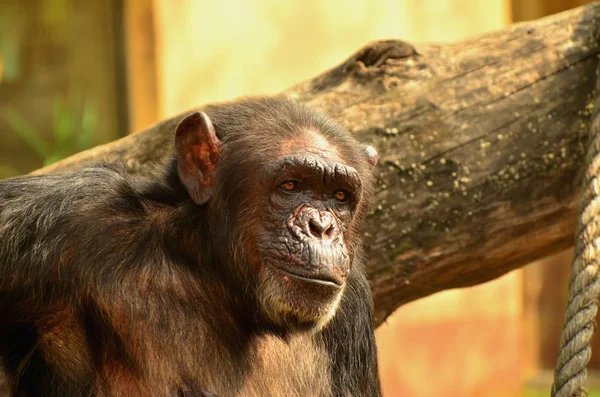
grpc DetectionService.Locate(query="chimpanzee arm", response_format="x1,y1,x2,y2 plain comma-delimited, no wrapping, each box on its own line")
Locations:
0,165,171,395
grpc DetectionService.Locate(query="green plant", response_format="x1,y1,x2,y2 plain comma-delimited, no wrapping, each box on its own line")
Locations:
1,95,98,169
0,164,19,179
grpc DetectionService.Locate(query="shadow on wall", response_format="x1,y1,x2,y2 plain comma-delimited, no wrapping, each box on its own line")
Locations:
376,270,524,397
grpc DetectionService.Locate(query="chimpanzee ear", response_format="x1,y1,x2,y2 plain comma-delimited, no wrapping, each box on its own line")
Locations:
175,111,222,205
364,145,378,169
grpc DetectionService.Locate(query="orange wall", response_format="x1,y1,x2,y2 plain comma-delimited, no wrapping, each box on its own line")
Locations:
376,272,524,396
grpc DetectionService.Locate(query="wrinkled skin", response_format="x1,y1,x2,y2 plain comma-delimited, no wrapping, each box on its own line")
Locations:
254,155,363,329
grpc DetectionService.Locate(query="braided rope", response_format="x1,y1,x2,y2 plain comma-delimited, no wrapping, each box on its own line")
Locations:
551,90,600,396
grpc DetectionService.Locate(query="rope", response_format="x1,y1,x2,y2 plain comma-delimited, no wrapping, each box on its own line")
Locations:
551,81,600,396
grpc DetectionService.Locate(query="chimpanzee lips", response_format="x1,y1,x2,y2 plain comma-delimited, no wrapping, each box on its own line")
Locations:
274,266,343,287
261,234,350,287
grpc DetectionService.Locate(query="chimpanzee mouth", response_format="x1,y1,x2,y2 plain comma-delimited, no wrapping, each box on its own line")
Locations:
274,267,343,288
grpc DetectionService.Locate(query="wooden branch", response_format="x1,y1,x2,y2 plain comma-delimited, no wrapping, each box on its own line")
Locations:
36,3,600,325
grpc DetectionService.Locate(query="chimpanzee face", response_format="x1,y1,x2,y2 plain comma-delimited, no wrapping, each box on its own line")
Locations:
174,101,377,331
248,131,365,330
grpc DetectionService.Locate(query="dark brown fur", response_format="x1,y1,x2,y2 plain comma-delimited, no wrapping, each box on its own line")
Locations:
0,97,381,396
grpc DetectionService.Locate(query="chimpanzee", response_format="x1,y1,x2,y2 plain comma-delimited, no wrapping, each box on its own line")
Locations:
0,96,381,396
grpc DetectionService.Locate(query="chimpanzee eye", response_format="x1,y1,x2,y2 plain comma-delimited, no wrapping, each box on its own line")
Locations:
333,189,349,202
280,180,298,192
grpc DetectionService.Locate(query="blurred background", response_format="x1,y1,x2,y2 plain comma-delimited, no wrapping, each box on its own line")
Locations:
0,0,596,396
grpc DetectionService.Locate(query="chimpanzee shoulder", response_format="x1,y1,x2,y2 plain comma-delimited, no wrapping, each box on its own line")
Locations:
0,164,190,289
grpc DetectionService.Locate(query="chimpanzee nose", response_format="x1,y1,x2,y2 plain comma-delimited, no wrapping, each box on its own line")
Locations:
308,214,335,240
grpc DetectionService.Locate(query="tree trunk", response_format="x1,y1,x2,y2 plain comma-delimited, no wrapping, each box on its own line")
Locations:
35,3,600,325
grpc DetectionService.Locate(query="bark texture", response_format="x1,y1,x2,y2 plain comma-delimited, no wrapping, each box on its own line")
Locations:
35,4,600,325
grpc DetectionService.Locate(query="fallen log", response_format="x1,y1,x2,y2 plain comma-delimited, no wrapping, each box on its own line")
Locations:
35,3,600,325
